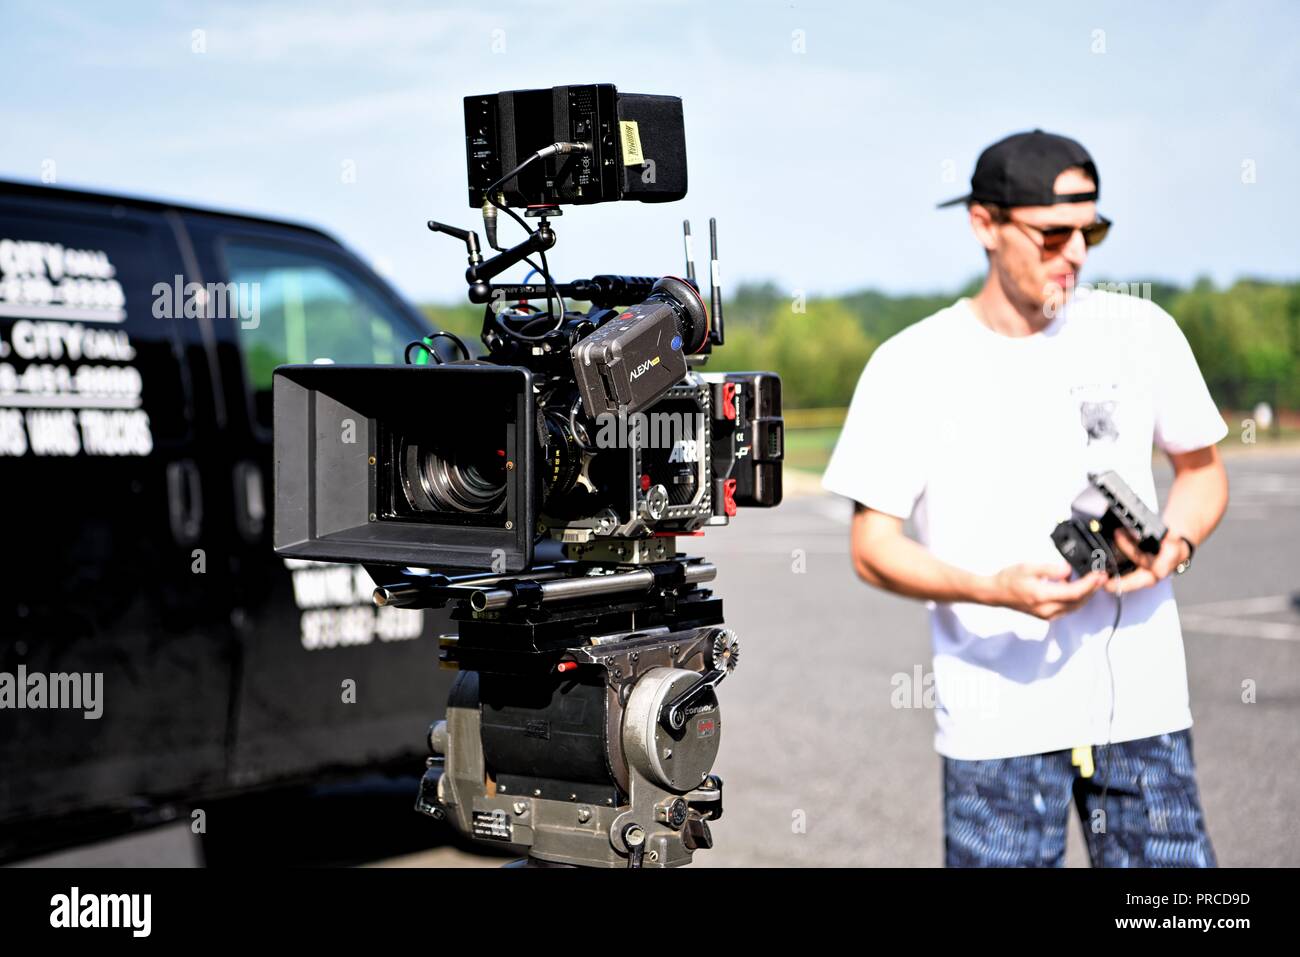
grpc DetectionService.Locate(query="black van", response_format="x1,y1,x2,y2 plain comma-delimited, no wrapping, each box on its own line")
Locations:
0,179,456,863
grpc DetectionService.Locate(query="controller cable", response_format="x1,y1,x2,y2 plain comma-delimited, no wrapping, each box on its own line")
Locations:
1091,543,1124,863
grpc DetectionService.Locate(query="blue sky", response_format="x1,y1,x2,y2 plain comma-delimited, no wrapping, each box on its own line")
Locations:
1,0,1296,303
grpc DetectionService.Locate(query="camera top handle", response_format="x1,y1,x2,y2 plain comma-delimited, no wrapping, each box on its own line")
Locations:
426,218,557,305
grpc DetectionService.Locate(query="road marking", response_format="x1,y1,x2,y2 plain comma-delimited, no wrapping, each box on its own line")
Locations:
812,498,852,525
1181,595,1294,616
1180,615,1300,642
1179,594,1300,642
1228,496,1300,510
1231,472,1300,492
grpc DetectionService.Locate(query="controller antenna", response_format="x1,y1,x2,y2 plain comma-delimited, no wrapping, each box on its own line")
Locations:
682,219,696,283
709,218,724,345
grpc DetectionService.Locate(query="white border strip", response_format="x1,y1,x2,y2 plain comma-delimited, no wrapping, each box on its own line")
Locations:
0,303,127,323
0,394,141,409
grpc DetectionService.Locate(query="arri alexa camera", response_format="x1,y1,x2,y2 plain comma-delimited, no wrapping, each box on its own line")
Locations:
273,84,783,867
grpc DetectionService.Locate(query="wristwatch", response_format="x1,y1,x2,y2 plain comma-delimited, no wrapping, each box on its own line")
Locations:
1174,535,1196,575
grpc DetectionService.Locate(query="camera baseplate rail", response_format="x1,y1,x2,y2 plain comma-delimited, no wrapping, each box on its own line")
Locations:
373,556,715,614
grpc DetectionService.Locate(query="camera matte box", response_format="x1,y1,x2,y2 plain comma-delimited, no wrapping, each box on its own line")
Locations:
273,363,536,572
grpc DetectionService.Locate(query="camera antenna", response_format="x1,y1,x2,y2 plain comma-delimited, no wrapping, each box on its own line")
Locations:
709,217,724,346
682,220,696,284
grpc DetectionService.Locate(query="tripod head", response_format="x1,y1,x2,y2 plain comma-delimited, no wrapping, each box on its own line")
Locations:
374,553,734,867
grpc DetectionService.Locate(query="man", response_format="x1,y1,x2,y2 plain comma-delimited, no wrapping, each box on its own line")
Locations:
822,130,1229,867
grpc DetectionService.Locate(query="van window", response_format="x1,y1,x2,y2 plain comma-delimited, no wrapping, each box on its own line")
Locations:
224,242,425,428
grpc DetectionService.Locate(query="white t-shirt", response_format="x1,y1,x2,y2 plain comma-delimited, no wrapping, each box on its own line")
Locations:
822,290,1228,760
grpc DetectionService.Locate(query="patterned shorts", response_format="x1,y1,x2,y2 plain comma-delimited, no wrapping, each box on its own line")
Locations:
943,729,1217,867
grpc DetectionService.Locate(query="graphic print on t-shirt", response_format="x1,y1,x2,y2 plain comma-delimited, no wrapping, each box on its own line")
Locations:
1072,382,1120,444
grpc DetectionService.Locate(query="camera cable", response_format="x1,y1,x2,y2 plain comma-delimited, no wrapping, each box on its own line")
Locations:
1093,545,1124,862
405,331,471,366
479,143,592,339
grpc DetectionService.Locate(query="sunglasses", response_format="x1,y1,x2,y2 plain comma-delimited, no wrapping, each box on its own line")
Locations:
1008,215,1112,253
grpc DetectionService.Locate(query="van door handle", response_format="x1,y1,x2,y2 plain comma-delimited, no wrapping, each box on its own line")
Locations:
166,459,203,546
233,459,265,542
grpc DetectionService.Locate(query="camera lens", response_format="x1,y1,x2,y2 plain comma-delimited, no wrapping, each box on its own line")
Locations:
401,440,507,514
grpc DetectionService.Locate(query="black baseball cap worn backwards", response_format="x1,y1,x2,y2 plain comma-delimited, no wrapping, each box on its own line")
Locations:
937,129,1099,209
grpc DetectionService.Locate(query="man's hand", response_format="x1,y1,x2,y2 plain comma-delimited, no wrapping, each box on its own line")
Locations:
986,563,1108,621
1098,444,1227,594
1104,528,1191,594
850,507,1108,619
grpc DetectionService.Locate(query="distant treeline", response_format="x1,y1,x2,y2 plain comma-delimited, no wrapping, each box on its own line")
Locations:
420,276,1300,411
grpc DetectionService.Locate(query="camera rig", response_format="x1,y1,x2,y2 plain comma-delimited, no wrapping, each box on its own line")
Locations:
272,85,783,866
367,208,775,866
